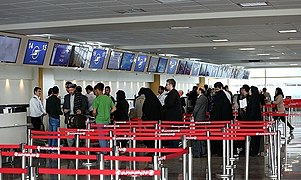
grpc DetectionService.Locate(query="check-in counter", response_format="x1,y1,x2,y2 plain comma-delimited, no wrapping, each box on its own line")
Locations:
0,104,28,144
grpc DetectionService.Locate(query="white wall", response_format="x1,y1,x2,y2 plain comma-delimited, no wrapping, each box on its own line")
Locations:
0,65,37,104
43,68,153,99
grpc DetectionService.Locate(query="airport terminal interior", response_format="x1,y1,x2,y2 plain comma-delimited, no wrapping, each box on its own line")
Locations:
1,0,301,179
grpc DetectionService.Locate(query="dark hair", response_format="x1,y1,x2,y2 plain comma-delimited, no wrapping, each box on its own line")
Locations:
166,79,176,88
65,81,72,87
263,88,267,92
94,83,104,91
76,86,82,93
47,88,53,96
66,83,76,89
224,85,229,90
199,87,205,94
85,85,93,92
52,86,59,94
204,84,208,90
214,82,223,89
275,87,284,99
116,90,126,101
242,84,250,92
159,86,165,91
192,86,198,91
34,87,41,93
250,86,260,97
105,86,111,90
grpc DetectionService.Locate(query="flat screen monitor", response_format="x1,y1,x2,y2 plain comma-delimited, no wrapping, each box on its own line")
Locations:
147,56,159,72
243,70,250,79
120,52,135,71
237,69,245,79
176,60,186,74
50,43,72,66
184,61,193,75
0,35,21,63
156,57,168,73
107,51,123,70
211,65,219,77
225,68,233,78
68,46,89,68
191,63,201,76
23,40,48,65
199,64,208,76
134,54,148,72
89,49,107,69
231,68,238,79
166,59,178,74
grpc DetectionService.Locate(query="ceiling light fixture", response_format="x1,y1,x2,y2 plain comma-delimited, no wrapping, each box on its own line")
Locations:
239,48,255,51
269,57,280,59
278,29,297,33
290,64,298,66
170,26,190,30
27,34,54,37
257,53,270,56
238,2,269,7
159,53,179,57
157,0,189,4
212,39,229,42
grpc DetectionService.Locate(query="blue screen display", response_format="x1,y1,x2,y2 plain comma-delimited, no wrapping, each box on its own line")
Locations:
177,60,186,74
89,49,107,69
120,52,135,71
23,40,48,65
184,61,193,75
107,51,123,70
156,57,168,73
191,63,201,76
147,56,159,72
199,64,208,76
134,54,148,72
50,43,72,66
0,35,21,63
166,59,178,74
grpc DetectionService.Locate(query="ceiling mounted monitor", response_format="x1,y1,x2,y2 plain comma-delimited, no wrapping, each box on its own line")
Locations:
89,49,107,69
50,43,72,66
176,60,186,74
147,56,159,72
23,40,48,65
166,59,178,74
68,46,89,68
156,57,168,73
120,52,135,71
107,50,123,70
191,63,201,76
0,35,21,63
199,64,208,76
134,54,148,72
184,61,193,75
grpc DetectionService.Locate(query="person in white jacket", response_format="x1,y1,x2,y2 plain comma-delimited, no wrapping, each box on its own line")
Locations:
30,87,46,130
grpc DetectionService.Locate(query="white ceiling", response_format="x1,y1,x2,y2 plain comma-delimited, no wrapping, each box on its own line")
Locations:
1,0,301,68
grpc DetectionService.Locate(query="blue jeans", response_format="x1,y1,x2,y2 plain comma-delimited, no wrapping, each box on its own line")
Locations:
48,117,60,147
98,122,109,154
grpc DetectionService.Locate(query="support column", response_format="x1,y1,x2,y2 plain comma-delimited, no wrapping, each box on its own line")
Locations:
150,74,161,94
38,68,44,99
198,77,205,89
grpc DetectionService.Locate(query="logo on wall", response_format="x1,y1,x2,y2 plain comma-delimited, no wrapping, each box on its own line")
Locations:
30,46,42,60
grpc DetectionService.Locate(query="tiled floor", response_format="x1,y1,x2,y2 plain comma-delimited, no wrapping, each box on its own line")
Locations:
2,116,301,179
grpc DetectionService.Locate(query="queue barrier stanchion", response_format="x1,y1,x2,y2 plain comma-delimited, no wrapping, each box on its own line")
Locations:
158,120,162,158
27,129,33,167
57,128,61,180
21,143,26,180
153,155,159,180
0,150,2,180
188,147,192,180
182,135,187,180
75,134,80,180
132,128,137,180
245,136,250,180
84,120,92,180
277,130,281,180
98,153,104,180
109,131,114,180
161,167,168,180
206,131,211,180
114,146,120,180
28,166,37,180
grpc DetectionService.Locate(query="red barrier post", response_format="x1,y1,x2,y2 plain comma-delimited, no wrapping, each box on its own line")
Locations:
98,153,104,180
245,136,250,180
206,131,211,180
182,135,187,180
21,143,26,180
115,146,120,180
153,156,159,180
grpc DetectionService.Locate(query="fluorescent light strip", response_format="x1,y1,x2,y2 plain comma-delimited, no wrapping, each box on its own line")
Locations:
239,48,255,51
290,64,298,66
170,26,190,30
257,53,270,56
239,2,268,7
269,57,280,59
212,39,229,42
159,53,179,57
278,29,297,33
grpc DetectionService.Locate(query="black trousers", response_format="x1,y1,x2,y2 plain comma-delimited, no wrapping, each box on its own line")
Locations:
31,116,42,130
274,116,293,129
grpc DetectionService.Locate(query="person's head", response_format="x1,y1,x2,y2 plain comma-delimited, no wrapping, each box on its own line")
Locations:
224,85,229,91
249,86,259,97
178,90,184,97
105,86,111,95
116,90,126,101
204,84,209,90
158,86,165,95
165,79,176,91
94,83,104,96
214,82,223,92
241,84,250,96
263,88,267,92
275,87,284,97
47,88,53,97
66,83,76,95
198,87,205,95
34,87,42,97
52,86,59,95
192,86,198,91
65,81,72,93
76,86,82,94
85,85,93,94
